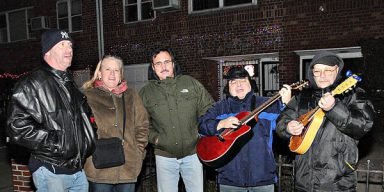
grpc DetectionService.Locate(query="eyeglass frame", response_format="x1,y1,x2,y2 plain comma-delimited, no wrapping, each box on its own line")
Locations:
153,60,173,68
312,66,338,77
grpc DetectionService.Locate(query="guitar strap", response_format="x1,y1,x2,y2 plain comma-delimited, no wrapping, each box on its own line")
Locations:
252,94,276,149
251,95,256,111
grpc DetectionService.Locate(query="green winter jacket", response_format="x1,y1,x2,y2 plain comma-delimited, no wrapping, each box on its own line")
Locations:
139,75,213,158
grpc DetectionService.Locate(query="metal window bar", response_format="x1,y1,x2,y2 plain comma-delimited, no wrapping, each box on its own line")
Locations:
276,155,384,192
135,152,384,192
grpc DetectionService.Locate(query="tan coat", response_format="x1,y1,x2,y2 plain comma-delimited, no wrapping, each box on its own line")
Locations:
83,87,149,183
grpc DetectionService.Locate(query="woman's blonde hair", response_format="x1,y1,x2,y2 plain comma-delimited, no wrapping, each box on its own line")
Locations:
82,55,124,90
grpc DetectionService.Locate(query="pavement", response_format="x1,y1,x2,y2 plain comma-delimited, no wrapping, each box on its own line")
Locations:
0,146,13,192
0,112,382,192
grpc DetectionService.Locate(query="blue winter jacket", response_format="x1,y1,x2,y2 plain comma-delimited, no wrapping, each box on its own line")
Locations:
198,92,282,187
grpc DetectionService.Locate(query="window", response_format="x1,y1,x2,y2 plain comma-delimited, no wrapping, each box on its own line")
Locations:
0,14,6,43
221,60,260,99
124,64,149,91
190,0,256,13
204,52,278,99
57,0,82,32
294,47,363,81
124,0,155,23
0,8,34,43
261,61,280,96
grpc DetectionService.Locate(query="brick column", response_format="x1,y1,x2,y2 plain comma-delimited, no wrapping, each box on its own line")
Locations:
11,159,34,192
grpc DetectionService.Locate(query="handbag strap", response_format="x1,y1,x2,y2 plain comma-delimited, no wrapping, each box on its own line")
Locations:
122,92,126,141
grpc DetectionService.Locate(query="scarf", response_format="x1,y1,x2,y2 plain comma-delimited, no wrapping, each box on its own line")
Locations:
94,79,128,95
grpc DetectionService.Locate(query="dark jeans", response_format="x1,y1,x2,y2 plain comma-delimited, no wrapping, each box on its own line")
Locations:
89,181,135,192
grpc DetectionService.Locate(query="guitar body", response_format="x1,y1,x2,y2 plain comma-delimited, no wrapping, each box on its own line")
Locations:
196,111,253,168
289,109,325,154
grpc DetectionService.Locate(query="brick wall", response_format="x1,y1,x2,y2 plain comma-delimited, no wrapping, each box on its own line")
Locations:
11,159,34,192
1,1,384,191
99,0,384,96
1,0,384,98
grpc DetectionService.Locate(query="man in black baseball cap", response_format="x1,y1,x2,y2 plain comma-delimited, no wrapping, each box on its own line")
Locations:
7,28,95,191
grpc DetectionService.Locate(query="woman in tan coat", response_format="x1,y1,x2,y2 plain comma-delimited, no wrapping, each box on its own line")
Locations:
82,55,149,192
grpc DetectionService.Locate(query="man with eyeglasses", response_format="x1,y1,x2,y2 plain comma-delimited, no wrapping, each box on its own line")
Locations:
139,48,214,192
198,66,292,192
276,51,375,191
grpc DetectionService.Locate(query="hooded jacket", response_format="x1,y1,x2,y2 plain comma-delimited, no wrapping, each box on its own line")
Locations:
198,91,282,187
139,64,214,158
83,85,149,183
7,63,95,171
276,51,375,191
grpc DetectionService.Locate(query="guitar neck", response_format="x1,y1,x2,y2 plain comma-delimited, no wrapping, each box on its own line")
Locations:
299,106,321,125
240,93,281,124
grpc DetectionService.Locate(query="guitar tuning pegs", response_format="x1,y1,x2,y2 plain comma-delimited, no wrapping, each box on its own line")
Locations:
346,70,353,77
354,76,362,82
346,70,362,82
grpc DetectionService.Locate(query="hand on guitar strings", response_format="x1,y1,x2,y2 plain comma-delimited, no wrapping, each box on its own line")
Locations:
217,116,240,130
318,92,336,111
279,84,292,105
287,120,304,135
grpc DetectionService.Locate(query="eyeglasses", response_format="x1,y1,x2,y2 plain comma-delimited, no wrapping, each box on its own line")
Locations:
229,78,248,85
312,68,337,77
153,60,173,68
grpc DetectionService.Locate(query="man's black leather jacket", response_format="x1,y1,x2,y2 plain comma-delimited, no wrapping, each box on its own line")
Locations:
7,64,95,170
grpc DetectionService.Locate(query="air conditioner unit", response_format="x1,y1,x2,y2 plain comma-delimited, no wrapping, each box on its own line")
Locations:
153,0,180,11
30,16,48,31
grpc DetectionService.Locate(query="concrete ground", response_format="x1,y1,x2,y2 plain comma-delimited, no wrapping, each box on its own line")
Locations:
0,108,382,192
0,146,13,192
356,107,384,192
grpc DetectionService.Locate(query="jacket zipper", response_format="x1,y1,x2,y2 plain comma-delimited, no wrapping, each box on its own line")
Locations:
61,82,82,169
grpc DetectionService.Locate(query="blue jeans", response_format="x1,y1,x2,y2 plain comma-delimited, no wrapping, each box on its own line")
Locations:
155,154,203,192
32,166,88,192
220,184,274,192
89,181,135,192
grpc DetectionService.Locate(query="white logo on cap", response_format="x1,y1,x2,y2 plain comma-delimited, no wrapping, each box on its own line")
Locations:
61,31,69,39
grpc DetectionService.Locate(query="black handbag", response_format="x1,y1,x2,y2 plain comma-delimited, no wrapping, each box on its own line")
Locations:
92,93,126,169
92,137,124,169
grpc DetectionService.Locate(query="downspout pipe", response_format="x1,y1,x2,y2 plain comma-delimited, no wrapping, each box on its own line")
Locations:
96,0,104,59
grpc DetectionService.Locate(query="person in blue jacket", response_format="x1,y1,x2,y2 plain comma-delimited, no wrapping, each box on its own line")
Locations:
198,66,292,192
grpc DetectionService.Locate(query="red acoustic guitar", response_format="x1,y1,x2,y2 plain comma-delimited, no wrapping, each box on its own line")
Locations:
196,81,309,168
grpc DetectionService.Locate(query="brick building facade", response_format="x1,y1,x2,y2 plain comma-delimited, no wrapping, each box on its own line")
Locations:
1,0,383,99
1,1,384,191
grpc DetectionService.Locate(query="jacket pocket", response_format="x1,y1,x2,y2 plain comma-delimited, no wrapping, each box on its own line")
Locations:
45,130,64,157
146,100,168,120
178,93,197,108
335,140,357,176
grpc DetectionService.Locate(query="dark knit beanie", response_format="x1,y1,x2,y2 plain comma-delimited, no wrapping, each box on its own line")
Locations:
41,29,72,55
